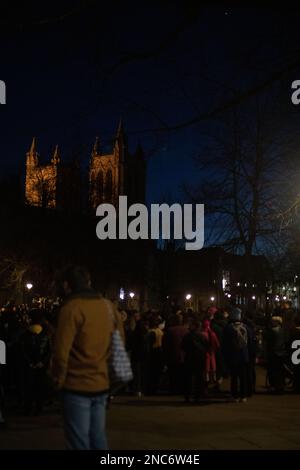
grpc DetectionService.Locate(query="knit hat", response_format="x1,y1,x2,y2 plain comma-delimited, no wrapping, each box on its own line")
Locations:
229,307,242,322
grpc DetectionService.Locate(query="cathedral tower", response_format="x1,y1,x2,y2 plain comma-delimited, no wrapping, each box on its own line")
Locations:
25,138,58,208
89,120,145,210
25,120,145,212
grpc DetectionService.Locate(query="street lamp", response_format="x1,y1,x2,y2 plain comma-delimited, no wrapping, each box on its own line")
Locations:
25,283,33,306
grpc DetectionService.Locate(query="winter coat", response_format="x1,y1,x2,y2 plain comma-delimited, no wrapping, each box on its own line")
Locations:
51,290,123,393
223,321,253,367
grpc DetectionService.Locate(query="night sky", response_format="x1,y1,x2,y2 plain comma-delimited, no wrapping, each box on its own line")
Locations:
0,2,299,204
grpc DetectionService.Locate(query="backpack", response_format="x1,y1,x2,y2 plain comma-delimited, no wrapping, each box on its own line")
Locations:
232,322,248,350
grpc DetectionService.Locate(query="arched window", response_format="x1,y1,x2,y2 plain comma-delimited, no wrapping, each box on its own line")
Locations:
105,168,113,202
97,170,104,204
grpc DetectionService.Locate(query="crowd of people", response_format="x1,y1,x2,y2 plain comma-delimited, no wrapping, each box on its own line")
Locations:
0,266,300,448
0,297,299,423
121,302,300,401
0,303,54,421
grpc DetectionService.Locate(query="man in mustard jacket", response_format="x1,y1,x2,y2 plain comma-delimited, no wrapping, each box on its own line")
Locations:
51,265,123,450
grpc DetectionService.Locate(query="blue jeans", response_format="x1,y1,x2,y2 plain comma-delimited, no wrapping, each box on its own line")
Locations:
62,391,108,450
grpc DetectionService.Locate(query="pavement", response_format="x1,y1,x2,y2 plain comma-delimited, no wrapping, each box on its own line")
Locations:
1,367,300,450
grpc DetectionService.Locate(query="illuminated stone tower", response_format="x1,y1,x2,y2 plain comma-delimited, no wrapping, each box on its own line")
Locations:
89,120,146,210
25,139,81,211
25,138,59,208
25,120,146,212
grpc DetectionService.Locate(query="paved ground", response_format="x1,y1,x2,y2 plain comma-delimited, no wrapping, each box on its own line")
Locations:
1,368,300,450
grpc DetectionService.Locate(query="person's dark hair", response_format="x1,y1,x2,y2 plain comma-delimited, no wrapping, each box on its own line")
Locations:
29,308,44,325
60,265,91,294
148,316,160,329
244,310,254,320
190,317,201,330
214,309,225,321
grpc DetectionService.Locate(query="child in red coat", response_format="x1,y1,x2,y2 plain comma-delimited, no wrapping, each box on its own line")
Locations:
201,319,220,384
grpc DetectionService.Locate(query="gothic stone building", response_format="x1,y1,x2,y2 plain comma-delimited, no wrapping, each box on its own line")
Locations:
25,121,146,211
89,121,146,209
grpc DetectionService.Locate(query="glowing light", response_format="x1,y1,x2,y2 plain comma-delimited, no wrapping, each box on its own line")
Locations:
119,288,125,300
237,282,240,287
283,296,287,300
26,283,33,290
129,292,135,299
252,295,256,300
210,296,215,302
185,294,192,300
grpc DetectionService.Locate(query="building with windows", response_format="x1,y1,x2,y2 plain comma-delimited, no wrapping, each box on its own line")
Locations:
25,120,146,212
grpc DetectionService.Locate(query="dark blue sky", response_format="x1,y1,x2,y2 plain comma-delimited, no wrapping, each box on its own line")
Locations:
0,2,295,204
